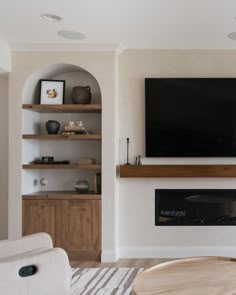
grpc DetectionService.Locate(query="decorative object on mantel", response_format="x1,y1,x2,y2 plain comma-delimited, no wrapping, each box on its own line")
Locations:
45,120,60,134
74,180,90,193
61,120,89,134
78,158,96,165
135,155,142,165
71,85,92,104
125,138,131,165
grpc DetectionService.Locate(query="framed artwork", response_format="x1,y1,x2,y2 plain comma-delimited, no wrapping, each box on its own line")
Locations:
39,79,65,104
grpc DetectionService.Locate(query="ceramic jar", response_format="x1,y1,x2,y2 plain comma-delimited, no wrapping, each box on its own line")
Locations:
71,86,92,104
45,120,60,134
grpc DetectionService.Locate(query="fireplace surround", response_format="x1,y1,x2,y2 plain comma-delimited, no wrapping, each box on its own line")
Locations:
155,189,236,226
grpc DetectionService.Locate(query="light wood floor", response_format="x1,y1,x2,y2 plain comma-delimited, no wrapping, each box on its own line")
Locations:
71,258,173,268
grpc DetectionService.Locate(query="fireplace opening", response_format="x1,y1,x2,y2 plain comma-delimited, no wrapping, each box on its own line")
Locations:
155,189,236,225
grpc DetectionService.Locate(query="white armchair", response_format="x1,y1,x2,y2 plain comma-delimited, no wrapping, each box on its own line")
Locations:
0,233,71,295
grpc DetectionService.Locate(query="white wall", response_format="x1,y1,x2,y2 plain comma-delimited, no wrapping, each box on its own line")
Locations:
0,41,11,73
119,50,236,258
0,74,8,239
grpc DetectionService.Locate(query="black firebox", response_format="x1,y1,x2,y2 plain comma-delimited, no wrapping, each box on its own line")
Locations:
155,189,236,226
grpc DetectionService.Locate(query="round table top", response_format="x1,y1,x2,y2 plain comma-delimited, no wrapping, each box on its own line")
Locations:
132,257,236,295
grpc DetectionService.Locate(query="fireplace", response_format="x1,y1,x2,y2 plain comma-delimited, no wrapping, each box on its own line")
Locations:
155,189,236,225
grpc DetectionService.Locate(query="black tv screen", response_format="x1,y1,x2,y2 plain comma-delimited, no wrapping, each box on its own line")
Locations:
145,78,236,157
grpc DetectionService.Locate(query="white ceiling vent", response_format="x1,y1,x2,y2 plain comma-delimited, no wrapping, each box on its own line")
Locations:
41,13,62,22
58,30,86,40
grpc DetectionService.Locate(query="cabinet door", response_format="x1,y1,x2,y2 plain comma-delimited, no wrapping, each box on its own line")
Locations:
22,200,62,247
62,200,101,260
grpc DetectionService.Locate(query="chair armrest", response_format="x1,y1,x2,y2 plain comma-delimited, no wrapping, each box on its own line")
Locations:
0,247,71,295
0,233,53,259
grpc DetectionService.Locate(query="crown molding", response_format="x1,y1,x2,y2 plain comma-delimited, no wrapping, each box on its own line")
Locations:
10,42,120,52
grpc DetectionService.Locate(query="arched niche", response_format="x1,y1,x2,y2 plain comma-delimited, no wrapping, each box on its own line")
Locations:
9,54,117,261
22,63,102,195
22,63,101,104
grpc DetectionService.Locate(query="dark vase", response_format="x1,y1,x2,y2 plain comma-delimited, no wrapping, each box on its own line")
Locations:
45,120,60,134
71,85,92,104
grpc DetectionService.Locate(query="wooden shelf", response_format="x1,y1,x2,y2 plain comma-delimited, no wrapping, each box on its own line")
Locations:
22,104,102,113
119,164,236,178
22,164,101,169
22,134,101,140
22,191,101,200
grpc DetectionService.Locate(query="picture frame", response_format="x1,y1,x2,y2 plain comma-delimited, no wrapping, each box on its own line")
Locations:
39,79,65,105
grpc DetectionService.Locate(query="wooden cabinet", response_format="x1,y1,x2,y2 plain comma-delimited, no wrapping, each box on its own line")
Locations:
22,193,101,261
62,199,101,261
23,199,62,247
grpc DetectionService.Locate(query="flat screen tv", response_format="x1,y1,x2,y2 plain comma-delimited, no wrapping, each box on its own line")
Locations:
145,78,236,157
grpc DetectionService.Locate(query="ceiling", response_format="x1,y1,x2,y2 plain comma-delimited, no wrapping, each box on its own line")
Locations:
1,0,236,49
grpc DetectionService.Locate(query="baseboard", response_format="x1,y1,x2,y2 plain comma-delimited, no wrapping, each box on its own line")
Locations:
68,250,101,262
119,246,236,258
101,248,120,262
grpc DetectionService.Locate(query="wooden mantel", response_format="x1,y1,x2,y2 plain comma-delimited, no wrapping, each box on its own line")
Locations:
119,164,236,178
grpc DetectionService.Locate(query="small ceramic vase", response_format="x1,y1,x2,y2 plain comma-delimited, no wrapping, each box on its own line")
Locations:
45,120,60,134
74,180,90,193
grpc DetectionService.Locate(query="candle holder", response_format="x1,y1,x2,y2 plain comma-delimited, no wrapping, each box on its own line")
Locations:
125,138,131,165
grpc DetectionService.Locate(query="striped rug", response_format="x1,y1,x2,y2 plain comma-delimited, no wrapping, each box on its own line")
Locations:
71,267,144,295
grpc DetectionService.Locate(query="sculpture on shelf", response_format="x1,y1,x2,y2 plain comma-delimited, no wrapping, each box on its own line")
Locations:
40,178,48,191
66,121,76,130
62,120,89,134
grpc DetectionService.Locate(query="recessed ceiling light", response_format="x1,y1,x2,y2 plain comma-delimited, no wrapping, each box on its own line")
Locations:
41,13,62,22
228,32,236,40
58,30,86,40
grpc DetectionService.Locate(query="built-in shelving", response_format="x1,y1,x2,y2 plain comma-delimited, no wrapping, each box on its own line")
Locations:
22,134,101,140
22,69,102,262
120,164,236,178
22,191,101,200
22,104,101,113
22,164,101,169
